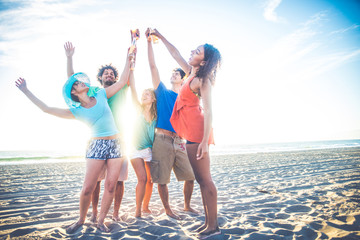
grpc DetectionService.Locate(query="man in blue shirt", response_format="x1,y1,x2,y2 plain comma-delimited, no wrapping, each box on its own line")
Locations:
146,29,196,219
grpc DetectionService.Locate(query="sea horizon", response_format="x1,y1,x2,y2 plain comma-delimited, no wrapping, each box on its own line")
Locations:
1,139,359,165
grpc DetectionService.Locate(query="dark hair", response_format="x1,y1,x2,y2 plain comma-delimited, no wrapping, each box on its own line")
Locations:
174,68,186,79
97,64,119,85
196,44,221,84
70,83,80,103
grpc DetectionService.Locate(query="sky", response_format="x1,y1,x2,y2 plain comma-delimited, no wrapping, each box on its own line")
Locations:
0,0,359,152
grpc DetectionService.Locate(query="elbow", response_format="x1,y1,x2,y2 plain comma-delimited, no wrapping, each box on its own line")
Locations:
42,105,54,115
42,108,51,114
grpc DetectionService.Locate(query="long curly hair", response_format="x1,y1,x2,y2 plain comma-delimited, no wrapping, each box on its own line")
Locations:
97,64,119,85
196,44,221,85
142,88,157,121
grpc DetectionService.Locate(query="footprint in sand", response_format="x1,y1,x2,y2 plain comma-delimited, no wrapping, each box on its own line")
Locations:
43,213,63,218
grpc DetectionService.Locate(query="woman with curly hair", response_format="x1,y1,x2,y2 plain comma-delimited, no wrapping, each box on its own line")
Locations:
150,29,222,239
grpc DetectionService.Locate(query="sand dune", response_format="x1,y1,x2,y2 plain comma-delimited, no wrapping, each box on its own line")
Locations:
1,147,359,239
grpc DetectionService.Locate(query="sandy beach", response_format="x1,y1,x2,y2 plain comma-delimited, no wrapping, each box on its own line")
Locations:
0,147,359,239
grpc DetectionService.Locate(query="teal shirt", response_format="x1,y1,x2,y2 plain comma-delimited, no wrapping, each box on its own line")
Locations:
89,84,129,137
133,113,157,150
70,89,118,137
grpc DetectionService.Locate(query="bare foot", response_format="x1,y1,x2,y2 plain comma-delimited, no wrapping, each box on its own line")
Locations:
90,214,97,223
135,209,142,218
142,208,152,214
198,227,221,240
195,224,207,233
165,210,181,220
184,206,199,214
96,222,110,232
112,215,120,222
66,221,83,234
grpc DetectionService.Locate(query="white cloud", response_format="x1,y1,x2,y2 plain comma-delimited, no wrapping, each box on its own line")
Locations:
330,24,360,35
263,0,286,23
257,11,360,82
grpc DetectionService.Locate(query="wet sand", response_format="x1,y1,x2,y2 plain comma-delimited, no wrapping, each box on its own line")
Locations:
0,147,359,239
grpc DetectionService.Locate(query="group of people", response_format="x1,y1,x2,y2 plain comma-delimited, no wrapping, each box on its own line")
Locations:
15,28,222,239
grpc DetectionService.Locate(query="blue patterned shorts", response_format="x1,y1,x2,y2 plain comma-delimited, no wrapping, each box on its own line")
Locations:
86,139,122,160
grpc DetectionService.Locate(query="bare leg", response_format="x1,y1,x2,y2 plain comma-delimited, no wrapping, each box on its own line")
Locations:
186,144,218,234
97,158,123,232
112,181,124,221
131,158,147,217
143,162,153,213
158,184,180,220
183,180,198,213
90,181,101,223
195,186,208,232
66,159,105,233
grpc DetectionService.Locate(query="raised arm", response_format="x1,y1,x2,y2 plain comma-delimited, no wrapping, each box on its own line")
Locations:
105,49,132,98
128,63,141,108
64,41,75,78
196,79,213,160
145,28,161,89
15,77,74,119
151,29,191,75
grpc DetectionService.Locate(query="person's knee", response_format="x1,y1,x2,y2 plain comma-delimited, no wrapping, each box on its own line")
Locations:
196,177,213,187
186,180,194,186
82,184,95,196
104,180,117,193
138,175,147,185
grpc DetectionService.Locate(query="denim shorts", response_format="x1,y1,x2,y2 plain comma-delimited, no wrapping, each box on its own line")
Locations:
86,138,122,160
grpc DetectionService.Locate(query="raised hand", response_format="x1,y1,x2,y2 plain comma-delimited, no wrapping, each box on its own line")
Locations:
145,28,151,42
64,41,75,57
15,77,28,93
150,28,161,38
130,29,140,42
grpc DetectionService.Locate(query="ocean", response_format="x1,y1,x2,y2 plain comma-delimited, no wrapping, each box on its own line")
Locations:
1,139,359,165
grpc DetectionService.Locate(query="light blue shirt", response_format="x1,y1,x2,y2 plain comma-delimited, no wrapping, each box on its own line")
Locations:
70,89,118,137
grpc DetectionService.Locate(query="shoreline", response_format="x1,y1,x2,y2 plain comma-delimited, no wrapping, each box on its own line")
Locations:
1,145,360,165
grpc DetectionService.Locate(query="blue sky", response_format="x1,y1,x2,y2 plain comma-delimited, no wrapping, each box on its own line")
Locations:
0,0,359,151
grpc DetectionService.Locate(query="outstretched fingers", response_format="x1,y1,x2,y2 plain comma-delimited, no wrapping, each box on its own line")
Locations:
15,77,25,88
64,41,75,56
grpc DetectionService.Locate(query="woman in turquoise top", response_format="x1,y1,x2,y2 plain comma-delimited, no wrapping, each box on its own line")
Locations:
15,49,132,233
128,57,157,218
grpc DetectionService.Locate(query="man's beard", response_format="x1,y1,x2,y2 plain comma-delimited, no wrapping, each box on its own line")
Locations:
104,80,115,86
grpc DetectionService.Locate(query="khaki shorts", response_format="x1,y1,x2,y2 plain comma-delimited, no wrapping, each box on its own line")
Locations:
98,157,129,181
150,133,195,184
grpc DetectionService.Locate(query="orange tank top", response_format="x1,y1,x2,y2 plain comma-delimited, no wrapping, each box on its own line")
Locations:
170,76,214,144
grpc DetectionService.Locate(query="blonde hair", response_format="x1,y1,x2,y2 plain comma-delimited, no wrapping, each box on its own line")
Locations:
142,88,157,121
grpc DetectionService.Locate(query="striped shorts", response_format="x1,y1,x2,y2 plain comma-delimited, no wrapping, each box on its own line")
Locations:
86,138,122,160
